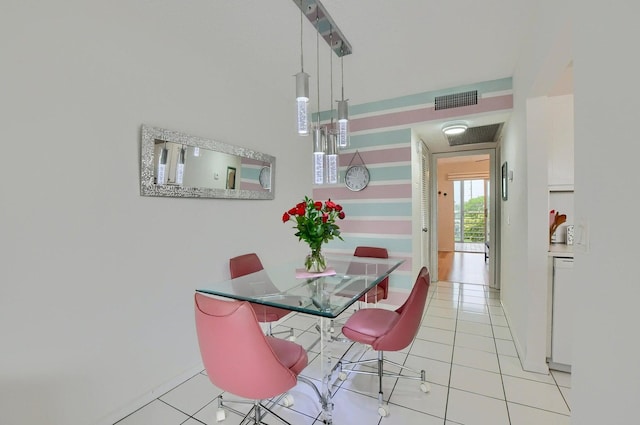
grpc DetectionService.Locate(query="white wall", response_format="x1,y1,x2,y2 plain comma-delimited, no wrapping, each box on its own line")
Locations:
504,0,640,421
572,3,640,422
0,2,311,425
500,0,572,373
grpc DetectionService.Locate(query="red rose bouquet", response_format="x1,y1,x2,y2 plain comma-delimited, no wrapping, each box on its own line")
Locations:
282,196,345,272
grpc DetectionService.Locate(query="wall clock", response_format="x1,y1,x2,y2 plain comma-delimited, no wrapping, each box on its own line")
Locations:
259,166,271,189
344,151,370,191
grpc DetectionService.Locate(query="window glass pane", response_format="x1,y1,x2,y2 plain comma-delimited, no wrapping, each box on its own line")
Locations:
454,180,462,242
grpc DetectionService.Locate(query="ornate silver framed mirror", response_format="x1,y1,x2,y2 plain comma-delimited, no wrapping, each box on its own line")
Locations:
140,125,275,199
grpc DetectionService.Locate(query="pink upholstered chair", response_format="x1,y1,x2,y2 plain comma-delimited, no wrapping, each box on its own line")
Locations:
229,253,294,340
195,293,317,424
353,246,389,303
338,266,431,417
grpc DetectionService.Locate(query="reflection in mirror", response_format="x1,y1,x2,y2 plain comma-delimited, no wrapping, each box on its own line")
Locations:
140,125,275,199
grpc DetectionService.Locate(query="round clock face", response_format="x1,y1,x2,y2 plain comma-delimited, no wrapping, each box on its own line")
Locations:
345,165,370,191
259,166,271,189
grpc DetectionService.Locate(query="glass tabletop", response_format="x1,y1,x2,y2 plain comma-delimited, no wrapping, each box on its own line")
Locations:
196,253,404,318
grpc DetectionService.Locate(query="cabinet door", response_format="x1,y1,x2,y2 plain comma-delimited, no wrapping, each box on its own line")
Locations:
551,258,573,368
547,95,574,188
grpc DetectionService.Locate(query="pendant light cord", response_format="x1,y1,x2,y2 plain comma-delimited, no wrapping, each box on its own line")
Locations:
316,12,321,127
330,29,334,127
341,54,344,100
299,0,304,72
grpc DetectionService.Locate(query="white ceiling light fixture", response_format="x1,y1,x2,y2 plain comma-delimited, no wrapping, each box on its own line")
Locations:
442,122,468,136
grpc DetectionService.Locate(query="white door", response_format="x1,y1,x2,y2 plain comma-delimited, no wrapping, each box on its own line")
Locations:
420,140,432,274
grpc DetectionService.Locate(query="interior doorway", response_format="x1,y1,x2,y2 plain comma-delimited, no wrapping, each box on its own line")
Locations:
435,152,495,286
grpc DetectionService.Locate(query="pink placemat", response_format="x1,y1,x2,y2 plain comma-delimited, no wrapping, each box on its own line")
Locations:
295,268,337,278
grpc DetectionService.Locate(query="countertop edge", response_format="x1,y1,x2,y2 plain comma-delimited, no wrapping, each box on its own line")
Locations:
548,244,574,258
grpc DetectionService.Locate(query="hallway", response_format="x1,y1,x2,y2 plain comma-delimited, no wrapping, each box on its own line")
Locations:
438,251,489,286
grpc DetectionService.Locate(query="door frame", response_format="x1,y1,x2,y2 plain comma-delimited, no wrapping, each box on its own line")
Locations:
429,148,499,287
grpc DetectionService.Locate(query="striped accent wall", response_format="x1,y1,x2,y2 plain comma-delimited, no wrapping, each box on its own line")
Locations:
313,77,512,290
239,157,268,192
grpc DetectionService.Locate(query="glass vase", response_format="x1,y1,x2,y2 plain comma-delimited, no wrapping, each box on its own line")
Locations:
305,248,327,273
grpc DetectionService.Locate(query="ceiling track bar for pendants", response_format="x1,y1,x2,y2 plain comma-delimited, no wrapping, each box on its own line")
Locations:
292,0,352,57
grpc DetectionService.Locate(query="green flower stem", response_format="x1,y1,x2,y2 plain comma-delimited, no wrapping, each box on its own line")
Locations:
304,249,327,273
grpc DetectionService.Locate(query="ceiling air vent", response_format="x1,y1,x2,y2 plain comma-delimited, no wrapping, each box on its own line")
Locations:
447,123,503,146
435,90,478,110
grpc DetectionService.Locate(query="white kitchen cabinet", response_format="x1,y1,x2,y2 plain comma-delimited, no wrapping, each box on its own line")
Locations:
549,257,573,371
547,94,574,189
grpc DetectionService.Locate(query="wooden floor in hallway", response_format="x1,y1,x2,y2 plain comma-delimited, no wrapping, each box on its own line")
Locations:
438,250,489,285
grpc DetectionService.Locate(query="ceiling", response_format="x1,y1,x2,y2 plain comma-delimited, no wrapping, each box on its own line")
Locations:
306,0,533,154
212,1,535,153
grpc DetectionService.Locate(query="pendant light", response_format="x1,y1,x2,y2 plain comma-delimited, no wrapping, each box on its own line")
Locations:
313,127,326,184
337,52,349,148
326,132,338,184
157,143,168,185
325,29,338,184
175,146,185,185
295,1,310,136
312,11,325,184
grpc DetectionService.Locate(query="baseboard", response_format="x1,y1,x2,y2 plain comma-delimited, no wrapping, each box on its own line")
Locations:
95,362,204,425
547,359,571,373
501,301,550,375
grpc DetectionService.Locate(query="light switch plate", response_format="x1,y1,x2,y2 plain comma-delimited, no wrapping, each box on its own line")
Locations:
573,218,589,253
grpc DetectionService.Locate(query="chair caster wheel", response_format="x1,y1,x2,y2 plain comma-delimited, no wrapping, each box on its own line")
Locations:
420,382,430,393
377,405,389,417
216,408,226,422
338,371,347,381
281,394,294,407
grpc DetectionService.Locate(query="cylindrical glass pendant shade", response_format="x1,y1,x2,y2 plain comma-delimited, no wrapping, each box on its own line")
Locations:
157,147,168,185
326,132,338,184
176,147,185,185
313,127,326,184
296,72,310,135
337,100,349,148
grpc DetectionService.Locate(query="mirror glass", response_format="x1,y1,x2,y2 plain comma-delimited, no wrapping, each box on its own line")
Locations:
140,125,275,199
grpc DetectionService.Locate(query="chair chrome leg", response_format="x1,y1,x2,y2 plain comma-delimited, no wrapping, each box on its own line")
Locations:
378,351,384,400
216,394,294,425
336,348,430,415
254,400,261,425
267,323,295,340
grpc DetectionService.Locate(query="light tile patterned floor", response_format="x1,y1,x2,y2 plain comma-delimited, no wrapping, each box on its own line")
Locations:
115,281,571,425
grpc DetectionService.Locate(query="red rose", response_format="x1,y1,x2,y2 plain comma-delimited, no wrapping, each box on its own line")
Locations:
338,211,345,219
314,201,323,210
282,212,290,222
296,205,306,216
326,200,336,210
335,204,343,212
288,207,297,215
322,213,328,223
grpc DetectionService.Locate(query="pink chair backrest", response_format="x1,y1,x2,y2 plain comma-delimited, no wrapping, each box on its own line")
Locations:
353,246,390,296
373,266,430,351
229,253,264,278
194,293,297,399
229,253,290,322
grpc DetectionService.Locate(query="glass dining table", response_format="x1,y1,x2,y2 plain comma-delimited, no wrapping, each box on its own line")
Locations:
196,252,404,424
